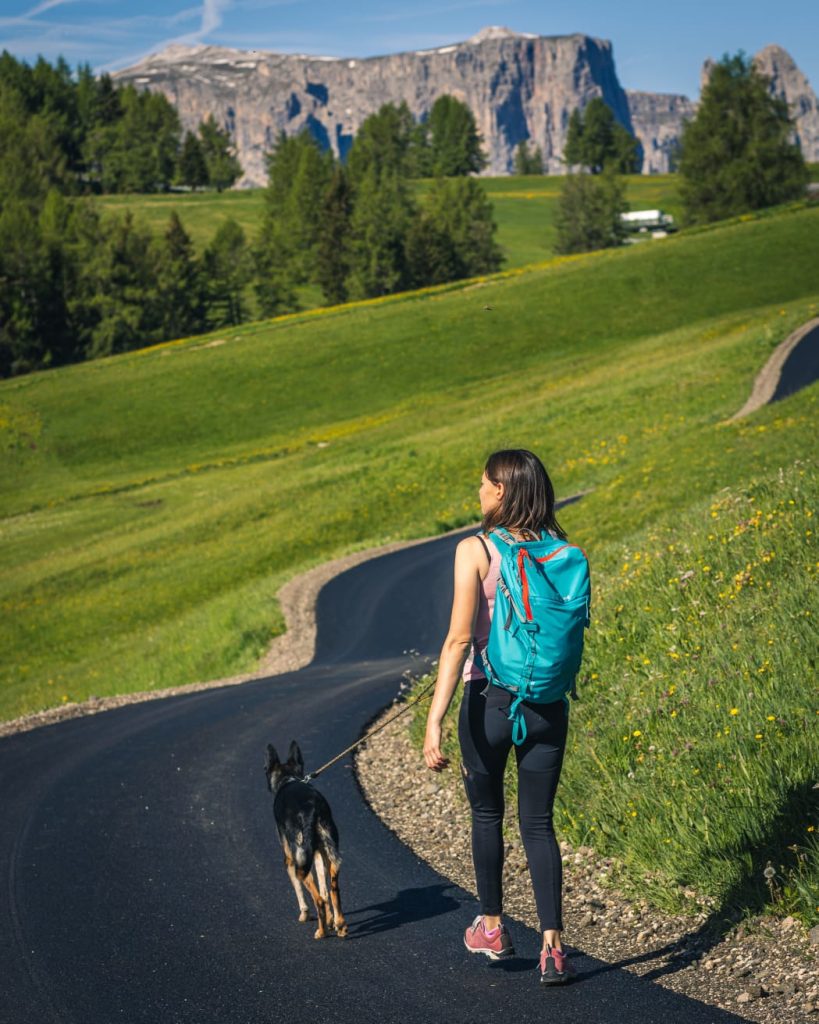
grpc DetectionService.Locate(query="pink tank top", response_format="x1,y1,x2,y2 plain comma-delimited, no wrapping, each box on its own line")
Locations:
462,537,501,682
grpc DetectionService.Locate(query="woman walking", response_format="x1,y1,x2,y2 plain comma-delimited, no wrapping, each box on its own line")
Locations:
423,449,576,985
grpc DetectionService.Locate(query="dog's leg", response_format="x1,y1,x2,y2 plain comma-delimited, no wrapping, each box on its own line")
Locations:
314,850,330,903
283,845,310,923
328,859,348,938
300,870,329,940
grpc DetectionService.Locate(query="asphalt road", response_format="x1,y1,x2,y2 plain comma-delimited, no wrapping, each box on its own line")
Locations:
0,526,751,1024
772,320,819,403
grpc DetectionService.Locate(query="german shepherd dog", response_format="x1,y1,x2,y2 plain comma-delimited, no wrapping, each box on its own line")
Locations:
264,741,347,939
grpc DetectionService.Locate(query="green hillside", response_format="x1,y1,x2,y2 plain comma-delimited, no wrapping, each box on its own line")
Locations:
2,202,817,720
95,173,684,272
3,200,816,923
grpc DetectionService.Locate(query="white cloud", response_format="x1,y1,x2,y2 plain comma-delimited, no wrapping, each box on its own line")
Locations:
200,0,230,36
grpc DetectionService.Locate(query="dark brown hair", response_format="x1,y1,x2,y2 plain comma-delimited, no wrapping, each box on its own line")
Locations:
480,449,567,540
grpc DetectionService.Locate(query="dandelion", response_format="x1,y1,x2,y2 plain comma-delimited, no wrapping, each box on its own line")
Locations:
632,730,642,737
729,708,739,715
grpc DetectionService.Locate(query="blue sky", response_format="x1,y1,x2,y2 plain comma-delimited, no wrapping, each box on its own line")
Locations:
1,0,817,100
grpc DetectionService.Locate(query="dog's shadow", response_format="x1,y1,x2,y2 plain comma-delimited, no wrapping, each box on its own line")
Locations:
344,884,462,940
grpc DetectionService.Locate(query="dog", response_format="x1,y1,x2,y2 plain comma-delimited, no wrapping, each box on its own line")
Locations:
264,741,347,939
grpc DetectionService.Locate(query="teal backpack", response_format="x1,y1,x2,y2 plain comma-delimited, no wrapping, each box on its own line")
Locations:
473,526,591,745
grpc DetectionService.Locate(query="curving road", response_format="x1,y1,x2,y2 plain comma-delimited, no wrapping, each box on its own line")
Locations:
0,527,750,1024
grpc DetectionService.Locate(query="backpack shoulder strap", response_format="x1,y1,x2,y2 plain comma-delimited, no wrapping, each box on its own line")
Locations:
474,531,492,563
487,527,516,554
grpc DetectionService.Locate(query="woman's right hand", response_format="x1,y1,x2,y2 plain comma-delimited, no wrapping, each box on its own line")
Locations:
423,720,449,772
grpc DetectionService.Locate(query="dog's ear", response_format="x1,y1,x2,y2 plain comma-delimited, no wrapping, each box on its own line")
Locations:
265,744,280,774
288,740,304,776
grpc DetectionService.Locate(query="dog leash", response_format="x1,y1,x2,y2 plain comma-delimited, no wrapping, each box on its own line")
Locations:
302,675,437,783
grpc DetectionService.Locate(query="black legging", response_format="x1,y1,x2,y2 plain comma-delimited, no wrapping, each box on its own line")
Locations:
458,680,569,932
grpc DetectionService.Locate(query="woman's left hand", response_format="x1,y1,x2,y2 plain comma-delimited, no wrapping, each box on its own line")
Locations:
423,721,449,772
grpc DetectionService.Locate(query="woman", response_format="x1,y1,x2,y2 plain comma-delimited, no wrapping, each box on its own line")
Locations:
423,449,574,985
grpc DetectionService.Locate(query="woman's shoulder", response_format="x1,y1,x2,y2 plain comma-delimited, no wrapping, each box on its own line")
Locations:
455,534,492,566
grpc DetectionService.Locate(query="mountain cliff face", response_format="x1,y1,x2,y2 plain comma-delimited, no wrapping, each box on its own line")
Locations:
625,90,697,173
113,27,637,185
752,45,819,161
700,46,819,162
113,29,819,186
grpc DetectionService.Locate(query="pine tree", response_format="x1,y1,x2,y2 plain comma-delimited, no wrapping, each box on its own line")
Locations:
179,131,208,189
679,51,808,224
198,114,242,191
0,198,53,375
514,140,544,175
95,85,180,193
346,168,415,299
76,212,161,357
404,216,460,288
346,102,415,184
203,217,251,326
563,109,585,167
315,166,353,305
554,171,627,254
0,81,70,203
427,95,487,176
153,212,207,339
423,176,503,276
406,119,433,178
562,99,640,174
255,129,332,312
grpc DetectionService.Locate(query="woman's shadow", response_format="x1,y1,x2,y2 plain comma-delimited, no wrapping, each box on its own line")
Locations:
344,883,539,972
345,883,463,940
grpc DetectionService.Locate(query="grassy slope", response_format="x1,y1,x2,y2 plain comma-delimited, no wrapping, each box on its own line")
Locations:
2,203,817,718
2,202,816,923
95,174,683,270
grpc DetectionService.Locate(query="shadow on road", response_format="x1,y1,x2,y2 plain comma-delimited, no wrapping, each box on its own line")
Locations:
346,883,463,939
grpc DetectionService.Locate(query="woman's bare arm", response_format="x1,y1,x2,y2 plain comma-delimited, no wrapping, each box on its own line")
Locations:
423,536,484,771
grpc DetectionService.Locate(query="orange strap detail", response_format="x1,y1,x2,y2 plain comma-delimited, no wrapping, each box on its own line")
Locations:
536,544,570,564
517,549,533,620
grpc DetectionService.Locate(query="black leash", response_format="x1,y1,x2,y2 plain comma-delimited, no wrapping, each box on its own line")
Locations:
302,675,436,783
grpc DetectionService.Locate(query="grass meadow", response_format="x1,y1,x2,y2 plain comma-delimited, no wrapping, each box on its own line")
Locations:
95,173,684,312
2,198,816,924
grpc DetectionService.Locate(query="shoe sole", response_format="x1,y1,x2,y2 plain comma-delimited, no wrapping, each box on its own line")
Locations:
463,936,515,960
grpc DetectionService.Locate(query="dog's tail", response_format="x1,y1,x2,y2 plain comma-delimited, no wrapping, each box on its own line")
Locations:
293,826,313,873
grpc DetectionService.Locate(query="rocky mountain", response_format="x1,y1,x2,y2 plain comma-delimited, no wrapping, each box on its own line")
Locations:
113,29,819,186
752,45,819,161
625,90,697,173
113,27,636,185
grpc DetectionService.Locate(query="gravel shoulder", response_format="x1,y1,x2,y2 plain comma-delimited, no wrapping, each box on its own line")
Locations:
355,701,818,1022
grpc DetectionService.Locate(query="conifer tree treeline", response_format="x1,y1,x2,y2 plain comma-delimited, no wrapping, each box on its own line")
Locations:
0,60,503,377
253,100,501,313
0,51,242,194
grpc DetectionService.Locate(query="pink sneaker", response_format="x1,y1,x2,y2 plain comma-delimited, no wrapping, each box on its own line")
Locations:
539,943,574,985
463,915,515,960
